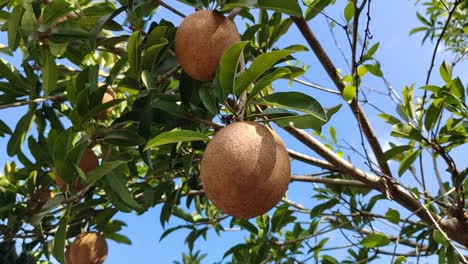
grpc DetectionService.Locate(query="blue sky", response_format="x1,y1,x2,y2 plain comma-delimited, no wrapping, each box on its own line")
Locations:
0,0,467,263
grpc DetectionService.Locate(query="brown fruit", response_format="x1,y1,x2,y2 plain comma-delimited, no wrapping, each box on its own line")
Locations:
175,10,240,81
69,232,108,264
97,89,116,120
54,148,98,190
65,246,72,264
200,121,291,219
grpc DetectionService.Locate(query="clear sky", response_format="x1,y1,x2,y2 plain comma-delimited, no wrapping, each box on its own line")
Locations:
0,0,467,263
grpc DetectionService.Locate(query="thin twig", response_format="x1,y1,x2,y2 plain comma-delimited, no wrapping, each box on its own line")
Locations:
291,175,368,188
0,94,66,110
293,78,341,94
153,0,186,18
291,16,393,178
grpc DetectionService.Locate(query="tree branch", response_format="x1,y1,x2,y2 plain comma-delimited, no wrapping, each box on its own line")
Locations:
283,124,468,248
153,0,186,18
287,149,336,171
0,94,66,110
291,175,368,188
290,16,393,178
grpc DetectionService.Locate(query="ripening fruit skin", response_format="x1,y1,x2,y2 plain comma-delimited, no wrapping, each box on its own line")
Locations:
69,232,108,264
54,148,98,190
65,246,72,264
175,10,240,81
200,121,291,219
97,89,116,120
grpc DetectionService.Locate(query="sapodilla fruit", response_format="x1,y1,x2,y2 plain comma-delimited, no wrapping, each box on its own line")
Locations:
69,232,108,264
97,89,116,120
54,148,98,190
175,10,240,81
200,121,291,219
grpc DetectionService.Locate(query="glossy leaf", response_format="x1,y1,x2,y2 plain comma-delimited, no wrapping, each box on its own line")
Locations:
7,111,35,156
218,41,249,93
103,129,146,147
379,145,412,163
344,1,355,22
235,50,294,96
53,216,68,264
398,149,421,176
85,160,127,184
258,0,302,17
42,49,58,95
360,233,390,248
261,92,327,121
305,0,332,20
145,130,209,150
8,5,24,51
248,67,291,101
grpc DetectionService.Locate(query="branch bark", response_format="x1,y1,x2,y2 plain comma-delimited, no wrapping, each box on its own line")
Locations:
284,124,468,248
291,16,393,178
291,175,368,188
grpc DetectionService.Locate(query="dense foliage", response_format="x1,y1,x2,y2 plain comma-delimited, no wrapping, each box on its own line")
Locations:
0,0,467,263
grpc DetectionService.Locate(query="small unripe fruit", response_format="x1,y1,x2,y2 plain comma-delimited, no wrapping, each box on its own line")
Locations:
200,121,291,219
175,10,240,81
69,232,107,264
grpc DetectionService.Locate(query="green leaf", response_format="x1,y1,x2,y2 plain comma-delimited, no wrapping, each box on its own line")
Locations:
248,67,291,101
7,111,35,156
433,229,449,246
378,113,401,125
270,114,326,132
424,99,443,131
398,149,421,176
80,99,125,124
141,39,169,71
104,171,143,211
391,124,422,141
235,50,294,96
105,233,132,245
84,160,127,184
8,5,24,51
39,0,74,31
261,92,327,121
53,216,68,264
305,0,332,21
439,60,452,83
145,130,209,150
0,59,29,92
271,204,296,233
344,1,355,22
394,256,407,264
258,0,302,17
379,145,412,163
160,226,184,241
89,7,126,49
385,208,401,224
0,119,12,137
343,85,356,103
218,41,249,93
231,219,258,234
42,49,58,95
360,233,390,248
199,86,218,115
127,31,142,78
103,129,146,147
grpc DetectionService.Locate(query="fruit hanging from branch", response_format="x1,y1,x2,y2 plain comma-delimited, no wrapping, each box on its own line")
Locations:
68,232,108,264
200,122,291,219
175,10,241,81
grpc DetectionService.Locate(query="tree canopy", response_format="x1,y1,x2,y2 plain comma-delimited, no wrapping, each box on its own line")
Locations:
0,0,467,263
